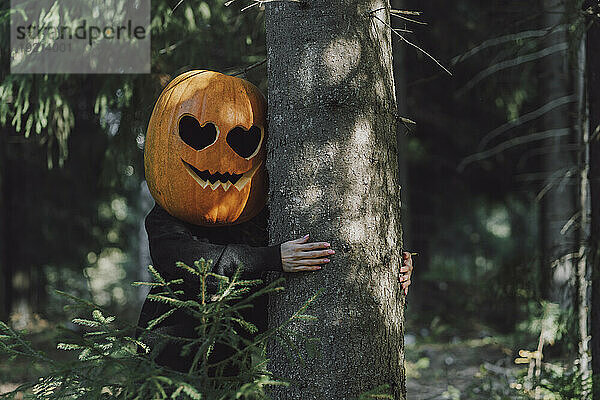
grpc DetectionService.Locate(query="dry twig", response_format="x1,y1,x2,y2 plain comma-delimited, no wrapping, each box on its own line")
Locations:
225,59,267,77
172,0,185,11
370,12,452,76
390,9,427,25
225,0,302,11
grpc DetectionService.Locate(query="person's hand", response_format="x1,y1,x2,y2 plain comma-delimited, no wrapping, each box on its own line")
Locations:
280,234,334,272
399,251,414,295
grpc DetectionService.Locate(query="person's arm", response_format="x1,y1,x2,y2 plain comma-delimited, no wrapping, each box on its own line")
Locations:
144,204,334,294
145,204,281,292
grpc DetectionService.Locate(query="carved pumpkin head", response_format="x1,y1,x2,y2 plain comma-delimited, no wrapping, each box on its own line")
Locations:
144,70,267,226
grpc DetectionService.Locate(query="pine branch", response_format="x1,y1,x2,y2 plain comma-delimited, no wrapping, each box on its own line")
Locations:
477,95,576,151
457,128,571,171
451,26,568,64
455,42,568,96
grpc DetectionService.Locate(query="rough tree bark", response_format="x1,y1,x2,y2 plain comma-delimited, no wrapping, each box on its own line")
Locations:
538,0,579,307
265,1,405,399
586,1,600,395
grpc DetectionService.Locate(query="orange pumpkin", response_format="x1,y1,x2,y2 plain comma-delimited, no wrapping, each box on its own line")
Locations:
144,70,267,226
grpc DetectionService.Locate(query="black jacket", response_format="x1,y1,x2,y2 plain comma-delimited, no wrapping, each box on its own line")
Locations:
136,203,282,372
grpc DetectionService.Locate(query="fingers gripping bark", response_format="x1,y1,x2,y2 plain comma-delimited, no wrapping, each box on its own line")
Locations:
280,234,335,272
399,251,414,295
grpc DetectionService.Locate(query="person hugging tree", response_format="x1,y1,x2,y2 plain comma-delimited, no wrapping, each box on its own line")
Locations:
137,70,414,374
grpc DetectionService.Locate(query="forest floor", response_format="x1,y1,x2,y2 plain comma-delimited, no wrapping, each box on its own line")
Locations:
404,334,527,399
1,329,530,400
0,310,562,400
1,336,527,400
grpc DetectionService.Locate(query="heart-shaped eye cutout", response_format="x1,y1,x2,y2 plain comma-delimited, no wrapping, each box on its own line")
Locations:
179,115,218,151
226,126,262,158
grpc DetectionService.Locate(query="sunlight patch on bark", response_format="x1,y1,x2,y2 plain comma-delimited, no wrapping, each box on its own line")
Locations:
374,75,389,102
294,184,323,209
341,219,369,244
351,117,373,147
298,44,318,95
323,37,361,85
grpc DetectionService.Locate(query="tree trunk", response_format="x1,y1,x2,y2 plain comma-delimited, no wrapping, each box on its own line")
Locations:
538,0,579,307
265,1,405,399
586,1,600,395
573,27,591,395
0,130,10,322
8,141,34,328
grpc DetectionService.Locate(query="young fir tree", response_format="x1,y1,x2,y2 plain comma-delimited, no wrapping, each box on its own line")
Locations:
0,259,323,400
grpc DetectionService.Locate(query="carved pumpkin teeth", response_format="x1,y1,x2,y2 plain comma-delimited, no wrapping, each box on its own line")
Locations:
181,159,261,192
221,181,232,191
233,160,262,191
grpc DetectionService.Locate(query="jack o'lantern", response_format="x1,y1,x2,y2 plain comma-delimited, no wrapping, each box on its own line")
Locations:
144,70,267,226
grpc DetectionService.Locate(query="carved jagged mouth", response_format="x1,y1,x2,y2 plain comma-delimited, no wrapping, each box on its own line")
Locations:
181,159,261,191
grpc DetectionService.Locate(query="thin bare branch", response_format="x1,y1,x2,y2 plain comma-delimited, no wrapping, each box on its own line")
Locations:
394,31,452,76
371,14,452,76
159,40,189,55
561,211,582,235
455,42,568,97
451,25,567,64
172,0,185,11
226,58,267,77
390,9,422,16
400,116,416,125
240,2,260,11
536,166,578,202
457,128,570,172
369,7,422,16
226,0,302,8
515,166,579,184
591,124,600,142
477,94,576,151
516,142,581,170
390,13,427,25
368,8,425,26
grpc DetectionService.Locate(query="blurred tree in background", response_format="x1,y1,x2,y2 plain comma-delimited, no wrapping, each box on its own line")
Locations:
401,0,587,332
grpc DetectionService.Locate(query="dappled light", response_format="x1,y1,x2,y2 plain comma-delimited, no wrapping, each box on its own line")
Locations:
322,37,362,84
1,0,600,399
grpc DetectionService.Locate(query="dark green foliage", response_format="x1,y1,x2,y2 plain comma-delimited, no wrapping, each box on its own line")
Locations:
0,259,324,399
535,366,592,399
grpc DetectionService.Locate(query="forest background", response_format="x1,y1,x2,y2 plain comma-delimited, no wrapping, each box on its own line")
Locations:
0,0,599,398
